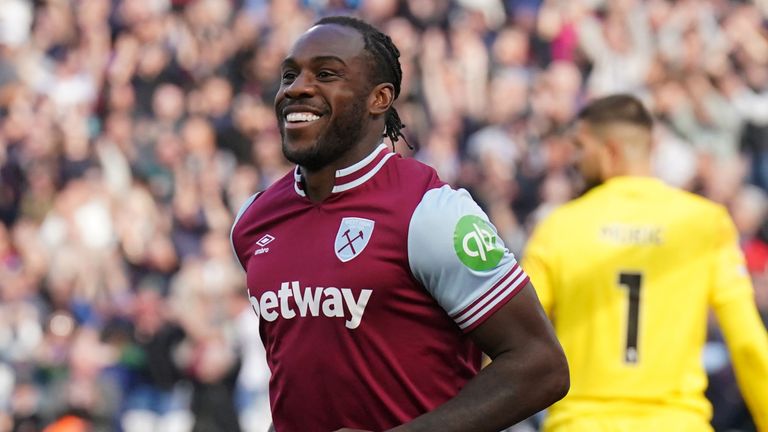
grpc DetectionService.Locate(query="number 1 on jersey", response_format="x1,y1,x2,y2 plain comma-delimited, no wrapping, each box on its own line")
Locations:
618,272,643,364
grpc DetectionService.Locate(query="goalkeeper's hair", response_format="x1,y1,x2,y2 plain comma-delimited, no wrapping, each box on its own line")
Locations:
577,94,653,130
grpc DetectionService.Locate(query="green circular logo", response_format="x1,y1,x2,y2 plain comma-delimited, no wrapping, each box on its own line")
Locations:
453,215,504,271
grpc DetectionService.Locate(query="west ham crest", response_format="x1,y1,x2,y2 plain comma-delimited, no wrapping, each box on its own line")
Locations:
334,217,375,262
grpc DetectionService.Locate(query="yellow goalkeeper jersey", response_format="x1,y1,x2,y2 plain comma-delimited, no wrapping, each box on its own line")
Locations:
523,176,768,431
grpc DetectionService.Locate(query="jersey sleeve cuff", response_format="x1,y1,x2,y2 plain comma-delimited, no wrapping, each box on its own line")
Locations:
451,264,529,333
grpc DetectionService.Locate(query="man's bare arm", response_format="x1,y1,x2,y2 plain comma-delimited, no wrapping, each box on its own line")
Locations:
384,282,569,432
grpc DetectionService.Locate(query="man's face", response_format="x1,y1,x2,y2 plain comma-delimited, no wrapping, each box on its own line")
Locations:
275,24,373,171
573,122,604,188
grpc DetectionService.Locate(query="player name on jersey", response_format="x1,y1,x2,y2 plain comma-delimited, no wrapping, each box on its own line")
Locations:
248,281,373,329
599,223,664,245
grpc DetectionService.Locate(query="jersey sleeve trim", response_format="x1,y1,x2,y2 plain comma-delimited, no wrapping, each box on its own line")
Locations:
230,191,261,271
452,264,529,332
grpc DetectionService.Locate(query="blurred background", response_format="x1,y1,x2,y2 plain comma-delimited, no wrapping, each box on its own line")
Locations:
0,0,766,431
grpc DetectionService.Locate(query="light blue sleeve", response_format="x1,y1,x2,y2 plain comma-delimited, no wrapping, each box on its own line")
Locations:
407,185,529,332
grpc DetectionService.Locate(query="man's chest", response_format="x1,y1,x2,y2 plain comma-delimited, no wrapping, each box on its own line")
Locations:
238,201,419,330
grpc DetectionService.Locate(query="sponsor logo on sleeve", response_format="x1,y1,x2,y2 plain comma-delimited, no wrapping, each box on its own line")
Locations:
334,217,375,262
453,215,504,271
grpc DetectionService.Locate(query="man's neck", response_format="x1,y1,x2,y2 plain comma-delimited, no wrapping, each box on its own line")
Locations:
301,165,344,203
608,159,652,179
300,135,384,203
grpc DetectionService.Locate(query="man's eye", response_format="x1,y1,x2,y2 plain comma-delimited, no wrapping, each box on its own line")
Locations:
317,70,336,79
282,72,297,82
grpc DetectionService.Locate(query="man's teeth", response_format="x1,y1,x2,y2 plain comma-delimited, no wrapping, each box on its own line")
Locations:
286,112,321,122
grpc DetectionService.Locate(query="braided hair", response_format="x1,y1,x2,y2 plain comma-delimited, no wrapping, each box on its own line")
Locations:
314,16,410,148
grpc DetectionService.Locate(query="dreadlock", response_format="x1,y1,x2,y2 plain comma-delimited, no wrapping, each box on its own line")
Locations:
314,16,410,149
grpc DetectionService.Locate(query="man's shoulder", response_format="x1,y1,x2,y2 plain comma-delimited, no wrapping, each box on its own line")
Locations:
671,189,726,214
390,153,441,176
233,170,295,225
640,182,729,221
580,178,724,212
384,154,445,191
543,180,730,232
256,170,297,202
535,193,595,229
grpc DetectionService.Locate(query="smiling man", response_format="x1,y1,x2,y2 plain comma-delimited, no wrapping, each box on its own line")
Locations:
230,16,569,432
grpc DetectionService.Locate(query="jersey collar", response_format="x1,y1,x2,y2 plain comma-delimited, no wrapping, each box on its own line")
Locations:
603,176,665,189
293,143,395,197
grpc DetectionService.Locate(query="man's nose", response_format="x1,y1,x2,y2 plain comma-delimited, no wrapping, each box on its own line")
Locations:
284,72,316,99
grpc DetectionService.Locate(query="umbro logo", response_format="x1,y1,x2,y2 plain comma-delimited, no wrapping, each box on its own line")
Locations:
254,234,275,255
257,234,275,247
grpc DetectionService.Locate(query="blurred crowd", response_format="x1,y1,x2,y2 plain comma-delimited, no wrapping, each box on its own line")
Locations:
0,0,766,431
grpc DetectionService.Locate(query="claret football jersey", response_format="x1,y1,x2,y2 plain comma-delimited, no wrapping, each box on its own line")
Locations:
230,144,529,431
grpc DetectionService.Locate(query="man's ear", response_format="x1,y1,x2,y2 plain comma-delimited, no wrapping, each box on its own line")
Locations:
604,135,623,160
368,83,395,116
597,134,621,179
